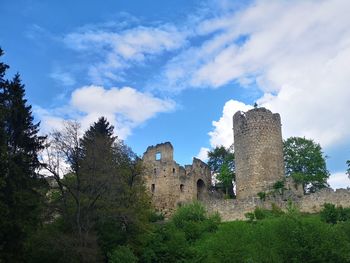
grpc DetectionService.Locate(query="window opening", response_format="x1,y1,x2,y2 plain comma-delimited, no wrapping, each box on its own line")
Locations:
180,184,184,192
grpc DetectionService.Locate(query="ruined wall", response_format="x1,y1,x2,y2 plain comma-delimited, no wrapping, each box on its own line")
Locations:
299,188,350,213
233,108,284,200
204,188,350,221
142,142,211,216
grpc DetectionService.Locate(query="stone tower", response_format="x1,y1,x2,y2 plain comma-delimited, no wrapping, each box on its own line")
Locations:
233,107,284,200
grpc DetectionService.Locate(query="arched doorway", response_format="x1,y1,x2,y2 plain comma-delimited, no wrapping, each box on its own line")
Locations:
197,179,206,201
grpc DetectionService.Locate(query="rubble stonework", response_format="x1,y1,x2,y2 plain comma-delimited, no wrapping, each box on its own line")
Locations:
142,108,350,220
142,142,211,216
233,108,285,199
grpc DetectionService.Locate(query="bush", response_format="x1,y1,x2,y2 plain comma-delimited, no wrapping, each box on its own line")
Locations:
338,206,350,222
171,202,220,242
257,192,266,201
321,203,339,224
320,203,350,224
271,203,285,217
108,246,137,263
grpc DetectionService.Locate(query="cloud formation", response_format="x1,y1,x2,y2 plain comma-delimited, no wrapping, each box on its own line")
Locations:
35,85,175,139
194,0,350,153
196,147,210,162
64,25,188,84
328,172,350,189
209,100,252,148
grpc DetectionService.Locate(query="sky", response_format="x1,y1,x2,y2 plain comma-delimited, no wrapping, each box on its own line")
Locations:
1,0,349,189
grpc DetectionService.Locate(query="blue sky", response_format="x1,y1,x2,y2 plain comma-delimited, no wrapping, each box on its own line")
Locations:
1,0,349,188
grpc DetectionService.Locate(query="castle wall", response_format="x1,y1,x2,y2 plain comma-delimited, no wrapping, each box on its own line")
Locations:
233,108,284,200
299,188,350,213
204,188,350,221
142,142,211,216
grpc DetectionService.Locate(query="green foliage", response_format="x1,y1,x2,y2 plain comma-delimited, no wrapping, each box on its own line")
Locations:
245,206,285,222
320,203,338,224
217,161,232,196
108,246,137,263
25,219,81,263
141,224,192,263
149,211,165,222
272,180,285,195
193,213,350,263
320,203,350,224
284,137,330,193
257,191,266,201
171,202,221,242
271,203,285,217
207,145,235,197
347,160,350,176
0,48,47,262
39,117,152,262
141,202,221,262
244,212,256,222
338,206,350,222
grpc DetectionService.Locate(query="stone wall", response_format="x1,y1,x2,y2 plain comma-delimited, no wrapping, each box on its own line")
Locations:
204,188,350,221
299,188,350,213
233,108,284,200
142,142,211,217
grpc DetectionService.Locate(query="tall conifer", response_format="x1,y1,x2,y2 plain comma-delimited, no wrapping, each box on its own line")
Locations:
0,49,45,262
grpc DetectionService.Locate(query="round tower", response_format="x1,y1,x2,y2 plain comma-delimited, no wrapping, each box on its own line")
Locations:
233,107,284,200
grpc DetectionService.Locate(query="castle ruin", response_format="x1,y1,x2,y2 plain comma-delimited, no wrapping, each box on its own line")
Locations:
142,142,211,216
142,107,350,221
233,107,285,199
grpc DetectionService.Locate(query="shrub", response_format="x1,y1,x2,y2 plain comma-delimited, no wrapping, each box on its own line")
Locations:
338,206,350,222
257,192,266,201
254,207,267,220
171,202,221,242
271,203,285,217
108,246,137,263
320,203,338,224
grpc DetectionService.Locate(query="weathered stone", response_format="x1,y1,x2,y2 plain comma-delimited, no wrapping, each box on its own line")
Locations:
233,107,284,199
142,142,211,217
141,108,350,221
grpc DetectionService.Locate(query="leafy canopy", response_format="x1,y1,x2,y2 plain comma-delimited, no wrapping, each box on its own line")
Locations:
207,145,235,197
284,137,329,193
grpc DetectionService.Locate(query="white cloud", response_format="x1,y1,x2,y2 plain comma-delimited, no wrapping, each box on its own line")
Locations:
185,0,350,152
328,172,350,190
196,147,210,162
50,70,76,86
208,100,252,148
64,25,188,84
35,85,175,139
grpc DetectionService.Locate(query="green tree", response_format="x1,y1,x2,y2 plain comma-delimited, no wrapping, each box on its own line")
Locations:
346,160,350,176
283,137,329,193
42,117,151,261
207,146,235,197
0,49,46,262
217,161,231,196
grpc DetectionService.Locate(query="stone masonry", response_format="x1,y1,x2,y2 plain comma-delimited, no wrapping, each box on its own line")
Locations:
142,108,350,221
142,142,211,217
233,108,285,199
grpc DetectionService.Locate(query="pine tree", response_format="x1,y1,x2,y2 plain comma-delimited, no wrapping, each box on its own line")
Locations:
0,49,46,261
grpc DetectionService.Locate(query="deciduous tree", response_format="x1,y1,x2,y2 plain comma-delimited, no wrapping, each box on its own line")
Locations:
42,117,151,261
207,146,235,197
283,137,329,193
